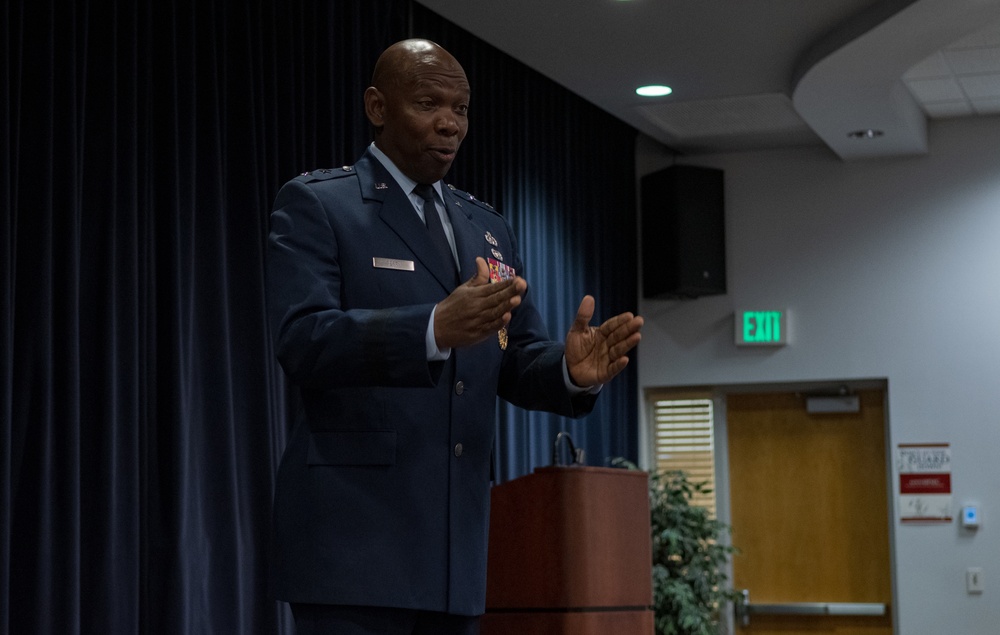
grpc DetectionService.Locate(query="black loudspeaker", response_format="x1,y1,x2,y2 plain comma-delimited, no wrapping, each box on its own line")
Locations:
640,165,726,299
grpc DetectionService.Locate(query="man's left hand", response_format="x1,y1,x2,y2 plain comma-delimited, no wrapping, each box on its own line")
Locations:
565,295,644,387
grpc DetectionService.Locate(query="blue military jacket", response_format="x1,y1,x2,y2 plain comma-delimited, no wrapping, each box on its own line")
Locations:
266,149,596,616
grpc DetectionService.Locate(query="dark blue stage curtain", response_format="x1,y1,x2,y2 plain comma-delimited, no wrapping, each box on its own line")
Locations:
1,0,639,633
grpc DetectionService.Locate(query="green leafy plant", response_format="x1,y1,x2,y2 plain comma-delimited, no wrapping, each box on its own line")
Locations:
614,459,741,635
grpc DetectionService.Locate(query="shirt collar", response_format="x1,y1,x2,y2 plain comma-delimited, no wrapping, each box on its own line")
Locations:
369,142,443,201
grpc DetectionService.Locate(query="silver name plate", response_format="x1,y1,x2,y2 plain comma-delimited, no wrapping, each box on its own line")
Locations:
372,257,415,271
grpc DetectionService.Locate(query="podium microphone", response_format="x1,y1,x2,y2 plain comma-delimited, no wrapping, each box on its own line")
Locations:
551,431,586,466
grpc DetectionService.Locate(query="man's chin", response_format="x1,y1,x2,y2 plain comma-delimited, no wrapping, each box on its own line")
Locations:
428,152,456,171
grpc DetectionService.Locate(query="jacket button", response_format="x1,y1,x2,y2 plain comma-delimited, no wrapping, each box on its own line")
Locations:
455,381,464,395
454,443,463,457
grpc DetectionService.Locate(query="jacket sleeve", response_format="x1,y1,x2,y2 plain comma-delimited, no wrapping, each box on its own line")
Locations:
487,213,598,419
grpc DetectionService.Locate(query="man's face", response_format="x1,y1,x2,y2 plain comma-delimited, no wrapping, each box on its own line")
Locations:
367,52,470,184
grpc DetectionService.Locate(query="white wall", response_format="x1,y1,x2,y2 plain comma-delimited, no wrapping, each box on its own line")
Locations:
637,116,1000,635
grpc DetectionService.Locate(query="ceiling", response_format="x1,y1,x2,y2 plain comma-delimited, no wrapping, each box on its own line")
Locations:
416,0,1000,160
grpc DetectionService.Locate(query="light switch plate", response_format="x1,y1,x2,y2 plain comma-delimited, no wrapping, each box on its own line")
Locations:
967,567,984,594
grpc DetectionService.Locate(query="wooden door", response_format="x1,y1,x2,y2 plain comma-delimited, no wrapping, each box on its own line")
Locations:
727,389,892,635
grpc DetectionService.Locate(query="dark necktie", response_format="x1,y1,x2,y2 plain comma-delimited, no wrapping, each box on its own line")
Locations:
414,184,458,283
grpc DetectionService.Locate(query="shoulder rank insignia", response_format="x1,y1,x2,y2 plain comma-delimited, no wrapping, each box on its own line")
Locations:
446,184,500,215
295,165,357,183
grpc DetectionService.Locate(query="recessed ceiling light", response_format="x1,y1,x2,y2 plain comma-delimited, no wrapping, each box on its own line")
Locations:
847,129,884,139
636,85,673,97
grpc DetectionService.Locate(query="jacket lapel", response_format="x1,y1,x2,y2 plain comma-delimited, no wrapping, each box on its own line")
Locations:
354,152,457,292
443,188,482,284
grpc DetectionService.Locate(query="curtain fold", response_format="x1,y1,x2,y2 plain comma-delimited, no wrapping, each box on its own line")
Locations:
2,1,640,632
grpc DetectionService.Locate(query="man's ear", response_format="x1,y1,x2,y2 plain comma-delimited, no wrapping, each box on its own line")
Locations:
364,87,384,128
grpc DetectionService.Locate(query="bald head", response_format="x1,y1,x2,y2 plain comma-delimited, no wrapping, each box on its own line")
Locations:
371,39,465,96
364,39,470,184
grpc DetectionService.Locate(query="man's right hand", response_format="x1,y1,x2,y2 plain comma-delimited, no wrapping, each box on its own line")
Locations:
434,257,527,349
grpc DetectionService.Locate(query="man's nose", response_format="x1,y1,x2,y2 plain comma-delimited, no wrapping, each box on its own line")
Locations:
436,111,460,135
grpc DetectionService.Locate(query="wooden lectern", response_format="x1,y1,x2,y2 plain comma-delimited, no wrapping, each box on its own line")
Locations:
481,466,654,634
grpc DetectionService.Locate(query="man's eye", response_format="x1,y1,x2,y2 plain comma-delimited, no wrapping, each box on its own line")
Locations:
456,105,469,115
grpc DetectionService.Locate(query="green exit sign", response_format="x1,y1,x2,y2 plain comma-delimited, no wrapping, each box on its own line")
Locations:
735,310,788,346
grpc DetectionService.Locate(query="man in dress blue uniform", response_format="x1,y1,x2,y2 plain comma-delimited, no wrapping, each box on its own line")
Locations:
266,38,644,635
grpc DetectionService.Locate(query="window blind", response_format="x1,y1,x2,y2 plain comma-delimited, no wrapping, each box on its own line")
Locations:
651,397,717,515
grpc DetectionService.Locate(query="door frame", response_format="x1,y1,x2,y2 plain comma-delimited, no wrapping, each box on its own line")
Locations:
643,377,897,635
